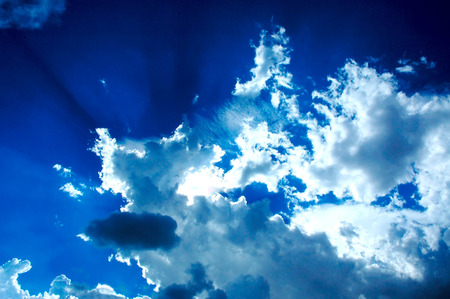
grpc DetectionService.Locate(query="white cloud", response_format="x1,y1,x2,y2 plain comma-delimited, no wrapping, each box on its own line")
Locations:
89,120,374,297
87,116,445,296
291,204,429,279
232,26,292,98
0,259,132,299
0,0,65,29
177,121,294,199
53,164,72,177
396,65,415,73
299,60,449,203
0,258,33,298
54,163,106,199
77,233,90,242
91,128,130,197
59,183,83,198
285,60,450,279
78,27,450,298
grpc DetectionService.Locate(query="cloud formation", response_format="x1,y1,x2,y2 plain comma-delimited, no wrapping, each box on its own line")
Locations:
5,26,448,298
290,59,450,278
0,0,65,29
82,26,450,298
85,212,181,251
0,258,137,298
0,258,33,298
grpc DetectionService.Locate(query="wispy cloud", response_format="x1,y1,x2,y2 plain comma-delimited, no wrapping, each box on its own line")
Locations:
59,182,83,198
53,163,71,177
233,26,292,99
0,0,65,29
396,64,415,73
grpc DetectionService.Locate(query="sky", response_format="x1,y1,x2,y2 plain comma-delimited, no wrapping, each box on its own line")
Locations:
0,0,449,298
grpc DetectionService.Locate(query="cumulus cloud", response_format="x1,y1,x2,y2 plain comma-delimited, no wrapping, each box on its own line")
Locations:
48,274,130,299
299,60,449,203
0,259,132,299
287,59,450,278
0,0,65,29
85,212,181,251
0,258,34,298
74,26,450,298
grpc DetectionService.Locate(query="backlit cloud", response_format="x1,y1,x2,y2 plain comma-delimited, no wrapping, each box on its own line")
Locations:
3,24,448,299
83,26,450,298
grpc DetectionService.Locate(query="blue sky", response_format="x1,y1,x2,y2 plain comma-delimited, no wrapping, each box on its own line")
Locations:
1,1,449,298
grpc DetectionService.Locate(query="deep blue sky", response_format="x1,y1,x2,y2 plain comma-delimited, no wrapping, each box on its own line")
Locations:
0,0,449,298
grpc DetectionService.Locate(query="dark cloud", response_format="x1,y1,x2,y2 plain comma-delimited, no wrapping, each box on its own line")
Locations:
0,0,65,29
157,263,226,299
228,199,271,244
207,289,227,299
358,242,450,299
85,212,180,250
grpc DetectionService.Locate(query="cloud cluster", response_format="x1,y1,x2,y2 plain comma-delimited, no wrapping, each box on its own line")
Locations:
290,59,450,278
395,57,436,74
3,26,449,298
77,26,450,298
300,60,448,202
76,28,450,298
0,259,139,299
53,164,71,177
53,163,88,198
0,0,65,29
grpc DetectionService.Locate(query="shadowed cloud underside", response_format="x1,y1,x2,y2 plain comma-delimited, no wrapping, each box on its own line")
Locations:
85,212,180,251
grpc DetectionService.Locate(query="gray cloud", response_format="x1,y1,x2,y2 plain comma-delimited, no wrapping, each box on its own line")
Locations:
85,212,181,250
0,0,65,29
225,275,270,299
156,263,225,299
